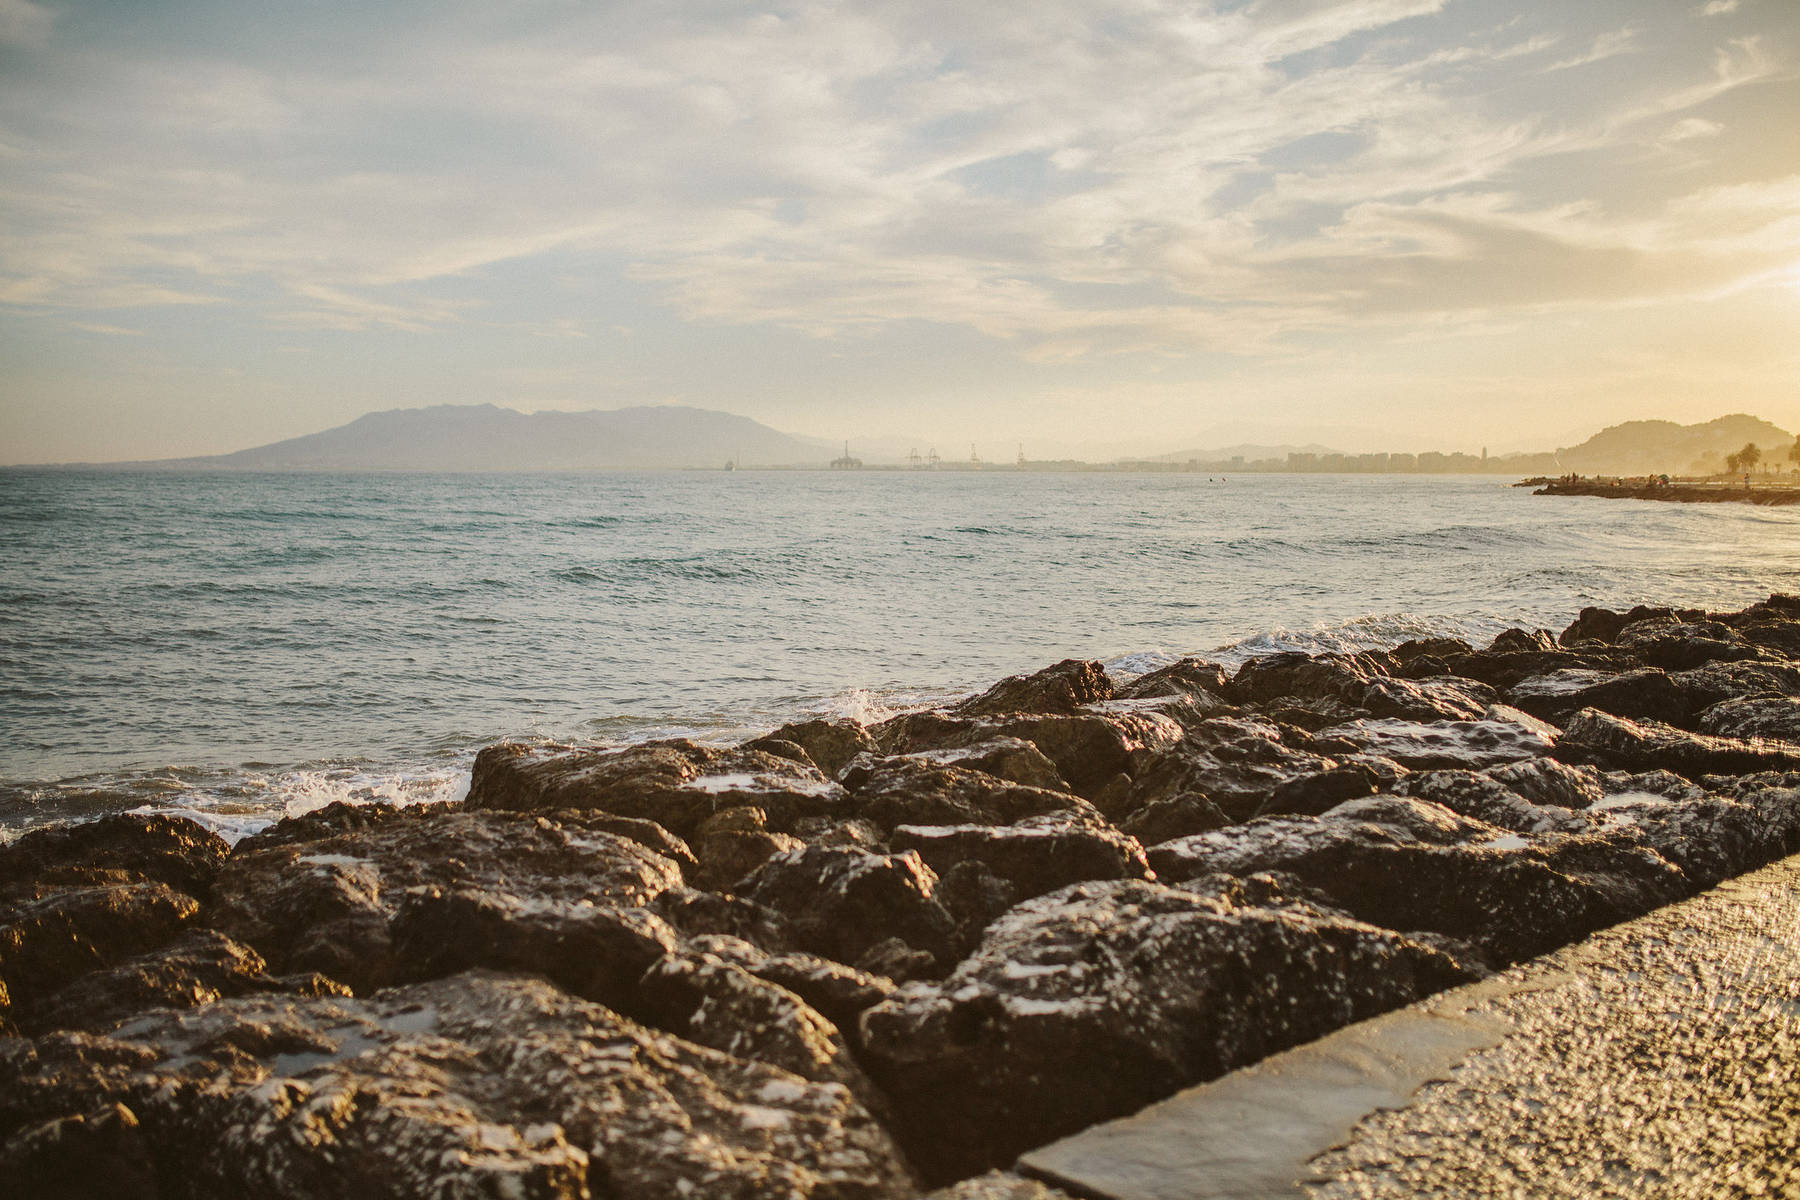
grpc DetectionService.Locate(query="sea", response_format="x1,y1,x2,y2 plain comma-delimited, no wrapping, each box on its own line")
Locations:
6,467,1800,844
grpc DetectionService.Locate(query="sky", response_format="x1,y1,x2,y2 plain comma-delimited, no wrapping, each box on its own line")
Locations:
2,0,1798,463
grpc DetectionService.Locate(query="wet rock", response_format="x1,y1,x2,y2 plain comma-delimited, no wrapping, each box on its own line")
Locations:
1254,696,1368,732
1228,653,1385,705
649,888,799,955
1588,791,1800,890
1115,658,1231,702
1313,714,1555,771
1390,636,1475,666
877,710,1184,799
1356,676,1496,723
1505,668,1694,727
1436,647,1635,690
1668,659,1800,709
858,879,1472,1183
1118,794,1230,845
952,659,1114,717
389,887,678,1011
1254,762,1384,818
1483,756,1604,809
2,882,199,1033
468,738,845,838
632,950,876,1100
0,971,919,1199
1559,604,1692,646
932,861,1022,950
1103,717,1339,823
890,815,1150,900
746,952,898,1047
893,737,1070,791
1488,628,1557,654
0,814,229,900
1147,800,1687,965
1557,709,1800,779
207,807,685,993
762,718,879,780
740,845,960,974
1696,695,1800,743
843,757,1095,832
24,929,348,1037
1613,618,1765,671
1396,771,1590,836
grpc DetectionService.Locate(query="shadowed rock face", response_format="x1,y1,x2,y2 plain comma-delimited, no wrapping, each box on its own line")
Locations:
858,879,1474,1183
7,593,1800,1196
0,971,920,1200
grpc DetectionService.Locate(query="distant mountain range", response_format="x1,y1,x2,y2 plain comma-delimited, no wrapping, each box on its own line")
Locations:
1550,414,1793,476
143,404,829,471
47,404,1800,474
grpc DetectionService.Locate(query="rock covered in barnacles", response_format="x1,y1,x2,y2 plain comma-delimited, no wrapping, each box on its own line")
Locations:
468,738,846,837
1696,695,1800,743
0,970,919,1199
1115,658,1231,702
857,879,1473,1183
207,806,685,992
0,814,229,900
1505,667,1696,727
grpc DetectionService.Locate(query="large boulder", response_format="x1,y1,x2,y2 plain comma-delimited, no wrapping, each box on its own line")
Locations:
22,929,348,1037
739,846,960,976
758,718,879,779
1101,716,1340,823
1505,668,1695,727
952,660,1114,717
207,806,685,992
469,739,845,837
889,815,1151,900
858,879,1472,1183
876,710,1184,799
842,757,1095,832
1556,709,1800,779
0,971,919,1200
1312,713,1556,771
0,814,229,900
1695,695,1800,743
1146,798,1688,964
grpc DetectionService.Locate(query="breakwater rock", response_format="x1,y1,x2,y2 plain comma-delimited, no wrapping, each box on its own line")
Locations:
7,597,1800,1196
1533,478,1800,506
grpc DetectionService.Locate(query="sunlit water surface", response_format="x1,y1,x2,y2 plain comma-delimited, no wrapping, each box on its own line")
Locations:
6,468,1799,839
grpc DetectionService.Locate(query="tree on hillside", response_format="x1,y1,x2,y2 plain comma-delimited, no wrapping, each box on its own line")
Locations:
1741,442,1763,475
1789,435,1800,475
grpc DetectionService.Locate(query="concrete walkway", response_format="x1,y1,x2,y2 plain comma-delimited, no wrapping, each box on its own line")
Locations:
1018,855,1800,1199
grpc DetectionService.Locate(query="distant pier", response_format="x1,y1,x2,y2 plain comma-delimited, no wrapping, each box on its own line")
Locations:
1531,477,1800,506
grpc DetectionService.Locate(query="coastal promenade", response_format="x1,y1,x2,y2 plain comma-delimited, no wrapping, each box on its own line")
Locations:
1018,852,1800,1199
1533,478,1800,506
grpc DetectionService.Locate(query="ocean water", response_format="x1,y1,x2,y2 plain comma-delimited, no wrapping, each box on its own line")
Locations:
6,467,1800,841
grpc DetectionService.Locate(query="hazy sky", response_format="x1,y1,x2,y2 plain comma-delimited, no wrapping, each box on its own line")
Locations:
3,0,1798,463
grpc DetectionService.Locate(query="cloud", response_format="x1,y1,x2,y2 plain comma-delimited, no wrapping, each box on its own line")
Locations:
0,0,1794,360
1698,0,1741,16
1664,117,1725,142
0,0,51,49
1544,27,1639,72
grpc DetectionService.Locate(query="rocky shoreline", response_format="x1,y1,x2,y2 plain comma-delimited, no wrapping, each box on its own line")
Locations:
1531,477,1800,505
7,598,1800,1197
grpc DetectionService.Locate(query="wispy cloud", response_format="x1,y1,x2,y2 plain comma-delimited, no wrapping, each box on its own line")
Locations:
1698,0,1741,16
1544,27,1639,72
